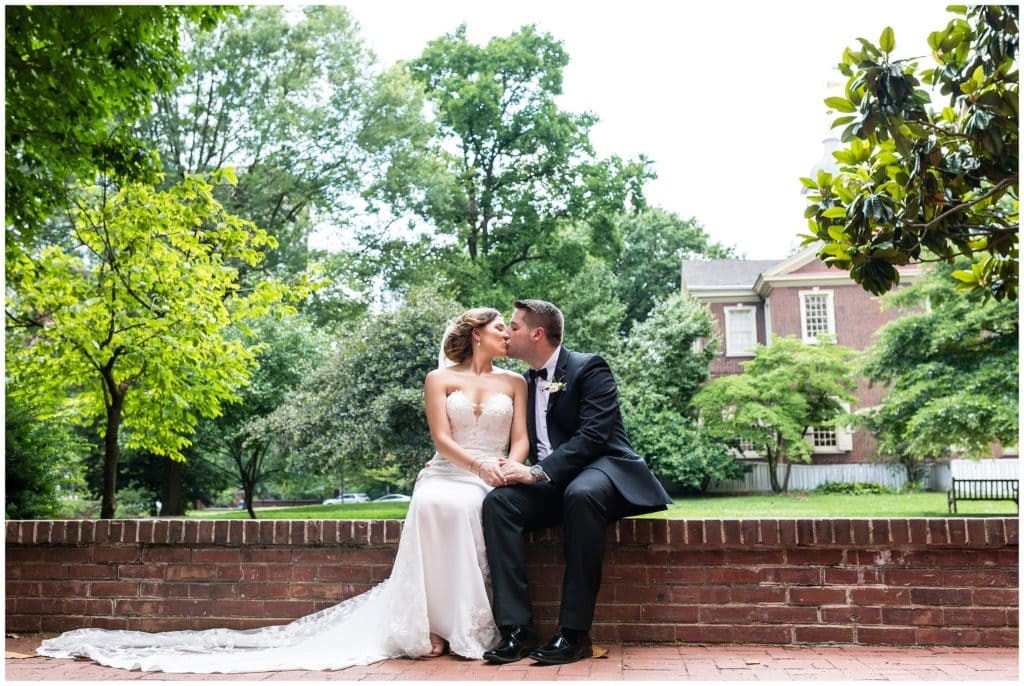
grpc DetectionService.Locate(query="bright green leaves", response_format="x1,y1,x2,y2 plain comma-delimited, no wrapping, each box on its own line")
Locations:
807,5,1019,301
692,337,858,492
879,26,896,54
5,174,304,465
859,262,1018,461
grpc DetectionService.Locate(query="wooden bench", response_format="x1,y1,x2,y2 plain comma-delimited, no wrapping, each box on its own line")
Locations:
947,477,1019,513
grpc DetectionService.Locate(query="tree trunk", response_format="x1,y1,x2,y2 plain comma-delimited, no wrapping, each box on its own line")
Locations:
767,447,782,493
161,456,186,516
100,391,125,519
782,461,793,492
243,480,256,520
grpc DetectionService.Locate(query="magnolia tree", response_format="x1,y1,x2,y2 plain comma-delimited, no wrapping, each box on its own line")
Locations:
804,6,1018,301
692,337,858,493
5,173,313,518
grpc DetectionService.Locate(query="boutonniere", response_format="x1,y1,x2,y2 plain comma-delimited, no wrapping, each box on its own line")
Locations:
545,380,566,395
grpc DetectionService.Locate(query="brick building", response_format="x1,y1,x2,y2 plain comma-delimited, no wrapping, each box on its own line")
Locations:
682,245,922,467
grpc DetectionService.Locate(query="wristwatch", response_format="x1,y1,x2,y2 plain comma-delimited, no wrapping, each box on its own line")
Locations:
529,464,548,483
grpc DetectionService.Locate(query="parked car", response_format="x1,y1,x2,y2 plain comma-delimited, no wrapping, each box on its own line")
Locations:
322,493,371,505
374,494,412,502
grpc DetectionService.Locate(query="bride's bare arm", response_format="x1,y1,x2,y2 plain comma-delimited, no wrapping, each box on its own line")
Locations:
507,374,529,464
423,371,505,485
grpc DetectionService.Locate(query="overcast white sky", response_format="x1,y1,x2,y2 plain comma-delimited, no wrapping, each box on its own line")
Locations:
336,1,953,260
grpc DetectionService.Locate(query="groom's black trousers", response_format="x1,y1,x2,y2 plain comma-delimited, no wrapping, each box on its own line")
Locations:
482,468,631,632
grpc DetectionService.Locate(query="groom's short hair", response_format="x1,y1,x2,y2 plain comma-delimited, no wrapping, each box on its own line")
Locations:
514,299,563,344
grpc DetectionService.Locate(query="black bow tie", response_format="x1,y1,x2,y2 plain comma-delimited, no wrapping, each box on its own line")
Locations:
528,368,548,381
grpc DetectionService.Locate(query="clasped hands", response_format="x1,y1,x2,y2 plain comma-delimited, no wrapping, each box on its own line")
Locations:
418,458,535,487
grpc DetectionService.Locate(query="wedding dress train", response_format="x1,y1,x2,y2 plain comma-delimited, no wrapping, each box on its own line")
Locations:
36,391,509,673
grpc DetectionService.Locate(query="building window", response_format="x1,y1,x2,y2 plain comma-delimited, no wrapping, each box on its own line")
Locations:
799,289,835,343
810,427,837,449
736,438,761,458
724,305,757,356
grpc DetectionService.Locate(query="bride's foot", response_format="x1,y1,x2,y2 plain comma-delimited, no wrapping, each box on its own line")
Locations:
426,633,449,658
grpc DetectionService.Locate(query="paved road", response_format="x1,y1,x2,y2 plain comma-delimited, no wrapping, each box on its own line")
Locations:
5,635,1018,681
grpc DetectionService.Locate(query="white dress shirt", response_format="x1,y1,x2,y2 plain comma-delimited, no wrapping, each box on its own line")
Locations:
533,346,561,461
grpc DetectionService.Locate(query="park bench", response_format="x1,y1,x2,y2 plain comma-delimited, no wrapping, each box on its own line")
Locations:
947,477,1019,513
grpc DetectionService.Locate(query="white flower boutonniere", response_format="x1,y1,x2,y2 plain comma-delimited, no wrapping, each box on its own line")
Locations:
545,380,566,395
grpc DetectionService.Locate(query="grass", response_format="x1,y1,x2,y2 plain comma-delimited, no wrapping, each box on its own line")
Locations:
185,492,1017,520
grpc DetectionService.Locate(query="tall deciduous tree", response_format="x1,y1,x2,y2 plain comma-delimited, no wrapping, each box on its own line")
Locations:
612,208,734,330
858,261,1018,471
5,174,308,518
693,337,857,493
264,289,464,492
192,314,331,519
5,5,230,255
140,5,435,323
804,6,1018,300
406,24,652,303
616,294,745,492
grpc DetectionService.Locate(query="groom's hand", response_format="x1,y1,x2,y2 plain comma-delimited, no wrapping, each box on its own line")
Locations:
498,458,533,484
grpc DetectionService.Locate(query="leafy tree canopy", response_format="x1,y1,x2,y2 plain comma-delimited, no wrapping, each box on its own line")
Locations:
5,173,311,517
5,5,231,254
859,261,1018,461
804,5,1018,300
693,337,858,493
405,24,653,303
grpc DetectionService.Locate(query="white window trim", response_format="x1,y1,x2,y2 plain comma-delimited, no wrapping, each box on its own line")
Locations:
723,305,757,357
805,401,854,454
799,288,836,344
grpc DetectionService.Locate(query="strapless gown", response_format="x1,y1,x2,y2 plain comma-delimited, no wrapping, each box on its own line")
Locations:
36,391,511,673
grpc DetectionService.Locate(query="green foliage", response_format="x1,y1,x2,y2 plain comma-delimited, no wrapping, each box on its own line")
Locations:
693,337,858,493
612,208,735,329
265,289,465,490
405,24,653,303
141,5,432,326
858,261,1018,462
5,174,308,517
5,393,88,519
616,294,743,491
5,5,231,254
191,313,332,518
813,481,895,495
803,6,1019,301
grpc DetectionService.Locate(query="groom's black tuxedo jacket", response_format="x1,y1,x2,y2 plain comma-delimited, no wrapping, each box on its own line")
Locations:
525,347,672,515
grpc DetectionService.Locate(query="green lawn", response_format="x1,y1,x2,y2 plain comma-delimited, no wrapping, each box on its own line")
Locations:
186,492,1016,520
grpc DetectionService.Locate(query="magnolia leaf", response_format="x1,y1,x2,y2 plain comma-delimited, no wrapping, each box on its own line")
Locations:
879,27,896,54
824,96,856,113
822,206,848,219
951,269,978,284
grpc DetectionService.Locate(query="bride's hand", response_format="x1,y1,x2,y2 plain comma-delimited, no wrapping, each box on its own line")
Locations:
476,461,506,487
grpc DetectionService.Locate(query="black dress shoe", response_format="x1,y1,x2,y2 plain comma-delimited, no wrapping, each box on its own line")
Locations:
529,628,593,665
483,625,539,664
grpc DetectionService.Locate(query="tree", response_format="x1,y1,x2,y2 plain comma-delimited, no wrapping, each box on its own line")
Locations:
616,294,745,492
140,6,436,325
692,337,858,493
405,24,653,303
5,5,230,254
265,289,464,493
803,6,1018,301
192,314,331,519
5,174,307,518
858,261,1018,474
5,393,87,519
612,208,734,330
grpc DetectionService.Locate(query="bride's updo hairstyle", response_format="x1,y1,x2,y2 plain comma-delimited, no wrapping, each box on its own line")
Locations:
443,307,501,364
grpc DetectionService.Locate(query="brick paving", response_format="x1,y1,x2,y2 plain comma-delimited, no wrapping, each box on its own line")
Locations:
5,635,1018,681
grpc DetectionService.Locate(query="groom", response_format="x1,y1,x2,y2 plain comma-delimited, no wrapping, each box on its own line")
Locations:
482,299,672,665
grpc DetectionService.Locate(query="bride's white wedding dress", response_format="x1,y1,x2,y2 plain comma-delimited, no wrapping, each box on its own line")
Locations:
37,390,509,673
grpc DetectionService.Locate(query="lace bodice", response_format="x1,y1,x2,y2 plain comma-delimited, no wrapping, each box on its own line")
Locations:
433,391,512,464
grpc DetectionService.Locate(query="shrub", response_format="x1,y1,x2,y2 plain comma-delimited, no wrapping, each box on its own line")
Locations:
813,481,895,495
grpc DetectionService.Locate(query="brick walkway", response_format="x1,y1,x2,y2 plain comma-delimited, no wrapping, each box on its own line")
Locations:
5,635,1018,681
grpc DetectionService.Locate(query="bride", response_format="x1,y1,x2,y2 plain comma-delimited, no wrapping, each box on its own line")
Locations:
37,307,529,673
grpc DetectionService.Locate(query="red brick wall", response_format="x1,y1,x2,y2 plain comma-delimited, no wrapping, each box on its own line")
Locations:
6,518,1017,647
705,301,764,377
